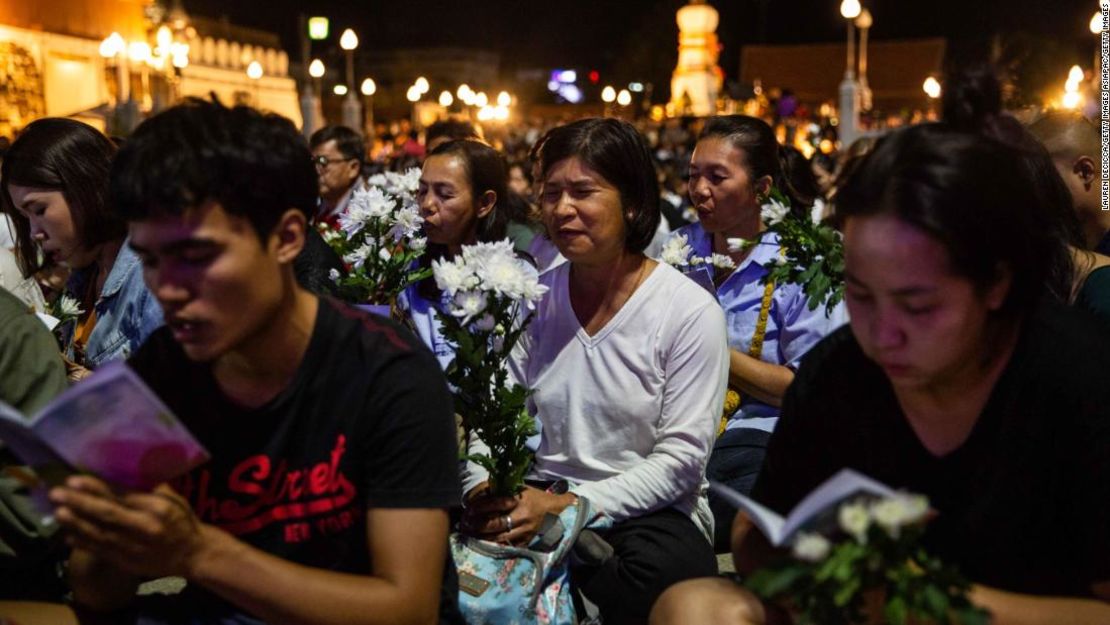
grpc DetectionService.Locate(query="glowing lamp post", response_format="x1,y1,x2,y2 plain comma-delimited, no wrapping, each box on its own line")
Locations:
838,0,863,147
361,77,377,137
855,8,873,112
247,61,263,106
601,85,616,116
339,29,362,131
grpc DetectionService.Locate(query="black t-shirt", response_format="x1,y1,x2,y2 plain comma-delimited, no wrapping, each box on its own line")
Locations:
128,298,461,606
752,303,1110,597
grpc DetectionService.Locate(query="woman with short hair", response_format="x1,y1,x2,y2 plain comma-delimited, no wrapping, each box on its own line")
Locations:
463,118,729,625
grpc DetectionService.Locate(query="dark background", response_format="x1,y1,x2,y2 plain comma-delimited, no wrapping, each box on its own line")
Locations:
183,0,1102,102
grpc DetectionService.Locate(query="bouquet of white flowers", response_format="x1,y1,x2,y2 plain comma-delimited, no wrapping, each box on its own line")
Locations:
746,493,989,625
727,188,844,315
431,240,548,497
319,168,431,306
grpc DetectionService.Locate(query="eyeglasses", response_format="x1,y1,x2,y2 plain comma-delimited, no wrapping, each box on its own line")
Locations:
312,155,356,169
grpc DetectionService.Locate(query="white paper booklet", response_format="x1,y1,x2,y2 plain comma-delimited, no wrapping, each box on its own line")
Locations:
709,468,895,546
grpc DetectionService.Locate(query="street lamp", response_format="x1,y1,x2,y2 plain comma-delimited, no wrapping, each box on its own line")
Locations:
474,91,489,107
247,60,263,106
339,28,362,130
855,8,873,111
616,89,632,107
923,76,941,100
361,78,376,138
415,76,430,94
438,90,454,107
601,85,616,116
838,0,862,147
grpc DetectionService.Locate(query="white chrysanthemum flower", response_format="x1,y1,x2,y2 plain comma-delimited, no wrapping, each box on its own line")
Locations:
771,256,788,267
476,254,527,298
451,290,488,323
410,237,427,251
870,494,930,539
397,168,422,194
328,268,341,282
791,532,831,562
760,197,790,226
365,173,389,188
432,258,473,296
708,254,736,270
378,247,392,262
56,294,83,318
660,234,693,267
727,237,752,253
343,244,373,268
839,501,871,544
388,205,423,241
689,256,706,265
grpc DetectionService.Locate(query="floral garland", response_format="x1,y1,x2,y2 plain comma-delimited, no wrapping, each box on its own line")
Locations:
728,188,845,316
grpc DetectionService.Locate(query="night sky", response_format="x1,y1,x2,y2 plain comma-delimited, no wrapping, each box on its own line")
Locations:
183,0,1101,93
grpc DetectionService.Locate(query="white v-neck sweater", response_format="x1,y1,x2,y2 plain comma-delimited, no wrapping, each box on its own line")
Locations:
497,261,728,537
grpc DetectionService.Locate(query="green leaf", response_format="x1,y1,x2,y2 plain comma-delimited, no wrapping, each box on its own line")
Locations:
884,595,908,625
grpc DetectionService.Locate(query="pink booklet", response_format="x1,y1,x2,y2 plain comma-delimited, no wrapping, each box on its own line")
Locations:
0,360,209,492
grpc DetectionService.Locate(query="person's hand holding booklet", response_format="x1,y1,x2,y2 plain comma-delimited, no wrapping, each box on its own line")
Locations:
0,361,208,514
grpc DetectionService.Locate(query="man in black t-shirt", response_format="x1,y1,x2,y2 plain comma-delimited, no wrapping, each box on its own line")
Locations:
22,99,462,625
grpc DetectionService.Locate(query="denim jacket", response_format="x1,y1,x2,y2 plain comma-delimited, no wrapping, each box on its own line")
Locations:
66,242,163,367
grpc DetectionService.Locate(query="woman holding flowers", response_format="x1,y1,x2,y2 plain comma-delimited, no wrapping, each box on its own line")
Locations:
401,139,514,369
1,118,162,371
652,124,1110,625
668,115,846,550
462,118,729,625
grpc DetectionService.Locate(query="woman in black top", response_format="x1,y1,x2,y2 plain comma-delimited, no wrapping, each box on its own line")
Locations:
650,124,1110,625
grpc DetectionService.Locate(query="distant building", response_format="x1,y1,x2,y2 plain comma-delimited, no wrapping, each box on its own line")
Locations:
0,0,299,137
739,38,946,112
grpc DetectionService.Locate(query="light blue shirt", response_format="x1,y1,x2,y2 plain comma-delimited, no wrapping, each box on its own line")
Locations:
673,223,847,433
67,242,164,368
397,284,456,371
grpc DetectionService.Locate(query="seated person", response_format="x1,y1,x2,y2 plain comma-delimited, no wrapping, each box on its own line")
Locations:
463,118,729,625
2,119,163,369
402,139,517,370
651,123,1110,625
0,98,462,625
0,286,68,600
679,115,846,550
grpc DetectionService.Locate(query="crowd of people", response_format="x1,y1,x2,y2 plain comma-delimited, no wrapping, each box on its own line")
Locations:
0,64,1107,625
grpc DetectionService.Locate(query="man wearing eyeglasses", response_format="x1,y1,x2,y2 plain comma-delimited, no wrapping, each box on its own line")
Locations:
309,126,367,225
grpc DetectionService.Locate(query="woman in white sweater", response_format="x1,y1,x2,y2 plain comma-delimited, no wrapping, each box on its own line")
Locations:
462,118,729,625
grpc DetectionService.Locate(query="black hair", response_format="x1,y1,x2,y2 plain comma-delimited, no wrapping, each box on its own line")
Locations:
940,65,1079,302
507,160,533,186
418,139,512,299
836,123,1066,318
426,139,509,243
425,119,481,148
1,118,122,273
778,145,822,217
697,115,814,214
110,97,318,241
538,118,660,253
309,125,365,166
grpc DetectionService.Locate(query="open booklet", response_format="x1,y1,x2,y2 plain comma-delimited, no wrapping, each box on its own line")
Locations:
709,468,896,546
0,360,209,493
